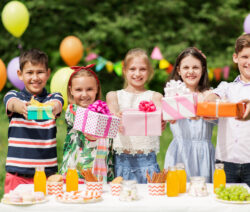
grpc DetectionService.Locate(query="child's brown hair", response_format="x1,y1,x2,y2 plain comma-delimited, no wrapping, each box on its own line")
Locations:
235,33,250,54
19,49,49,71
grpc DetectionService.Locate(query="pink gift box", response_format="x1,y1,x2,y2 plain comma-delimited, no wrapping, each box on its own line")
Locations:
162,94,197,120
122,109,161,136
73,107,120,138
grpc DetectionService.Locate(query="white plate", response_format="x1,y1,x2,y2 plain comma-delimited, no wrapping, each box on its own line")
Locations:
1,198,49,206
214,196,250,204
56,196,102,204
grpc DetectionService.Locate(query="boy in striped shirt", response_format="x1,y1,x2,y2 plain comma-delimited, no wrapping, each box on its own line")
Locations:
3,49,64,193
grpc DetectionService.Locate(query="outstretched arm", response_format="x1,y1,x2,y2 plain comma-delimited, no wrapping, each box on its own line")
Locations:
7,98,29,119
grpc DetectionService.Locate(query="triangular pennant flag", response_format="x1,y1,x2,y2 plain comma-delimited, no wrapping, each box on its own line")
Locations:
95,57,107,72
114,61,123,76
106,61,113,73
214,68,222,81
85,53,98,62
208,68,214,81
159,59,170,69
166,64,173,74
151,46,163,60
223,66,230,79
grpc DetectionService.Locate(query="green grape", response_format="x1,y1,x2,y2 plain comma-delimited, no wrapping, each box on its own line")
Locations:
216,185,250,201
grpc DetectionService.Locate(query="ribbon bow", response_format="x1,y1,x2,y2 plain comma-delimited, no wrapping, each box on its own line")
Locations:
139,101,156,112
88,100,111,115
70,64,95,72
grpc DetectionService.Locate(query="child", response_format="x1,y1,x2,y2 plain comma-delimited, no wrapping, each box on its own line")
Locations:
106,48,163,183
164,47,216,183
205,34,250,186
59,64,112,182
3,49,64,193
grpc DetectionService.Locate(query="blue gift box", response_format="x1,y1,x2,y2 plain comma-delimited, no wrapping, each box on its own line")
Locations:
27,105,53,120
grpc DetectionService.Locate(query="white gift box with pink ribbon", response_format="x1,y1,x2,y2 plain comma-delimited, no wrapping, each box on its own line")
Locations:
162,80,197,120
73,100,120,138
122,101,161,136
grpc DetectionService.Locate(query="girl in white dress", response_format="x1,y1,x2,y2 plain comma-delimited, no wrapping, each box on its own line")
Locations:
106,48,164,183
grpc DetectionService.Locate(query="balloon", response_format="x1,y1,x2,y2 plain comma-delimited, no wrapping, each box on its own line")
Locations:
50,67,74,110
1,1,29,37
7,57,25,90
59,36,84,66
0,59,7,91
243,14,250,33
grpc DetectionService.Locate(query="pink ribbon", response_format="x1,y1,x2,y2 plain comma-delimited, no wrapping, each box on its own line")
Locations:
138,101,156,136
82,100,112,138
139,101,156,112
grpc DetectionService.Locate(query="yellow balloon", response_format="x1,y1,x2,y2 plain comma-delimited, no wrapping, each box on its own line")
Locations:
50,67,74,110
2,1,29,38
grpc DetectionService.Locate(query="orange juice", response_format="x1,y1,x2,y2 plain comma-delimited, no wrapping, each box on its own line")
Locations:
213,163,226,192
66,167,78,192
166,166,179,197
176,163,187,193
34,167,46,195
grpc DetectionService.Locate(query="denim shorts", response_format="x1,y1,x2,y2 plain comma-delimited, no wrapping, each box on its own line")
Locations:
114,152,160,184
216,160,250,187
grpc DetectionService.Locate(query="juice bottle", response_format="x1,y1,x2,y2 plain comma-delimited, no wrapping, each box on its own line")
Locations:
176,163,187,193
213,163,226,192
34,166,46,195
166,166,179,197
66,166,78,192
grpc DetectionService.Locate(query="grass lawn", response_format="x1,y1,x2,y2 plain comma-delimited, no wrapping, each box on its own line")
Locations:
0,105,217,199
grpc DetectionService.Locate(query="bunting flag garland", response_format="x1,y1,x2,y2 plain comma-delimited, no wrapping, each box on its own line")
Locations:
83,46,232,82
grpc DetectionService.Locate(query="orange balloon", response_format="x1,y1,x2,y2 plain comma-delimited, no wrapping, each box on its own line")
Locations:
59,36,84,66
0,59,7,91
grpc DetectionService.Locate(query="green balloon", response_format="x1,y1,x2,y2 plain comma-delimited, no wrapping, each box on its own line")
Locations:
1,1,29,38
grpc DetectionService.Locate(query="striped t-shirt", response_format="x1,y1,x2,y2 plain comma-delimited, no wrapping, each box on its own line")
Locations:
3,88,64,176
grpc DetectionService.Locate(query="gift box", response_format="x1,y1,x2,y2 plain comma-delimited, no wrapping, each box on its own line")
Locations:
196,102,245,118
27,105,53,120
122,101,161,136
73,100,120,138
162,80,197,120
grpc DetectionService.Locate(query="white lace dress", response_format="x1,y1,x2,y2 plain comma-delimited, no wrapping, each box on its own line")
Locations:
113,89,160,155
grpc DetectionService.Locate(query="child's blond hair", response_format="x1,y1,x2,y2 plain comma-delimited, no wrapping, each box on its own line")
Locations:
122,48,154,88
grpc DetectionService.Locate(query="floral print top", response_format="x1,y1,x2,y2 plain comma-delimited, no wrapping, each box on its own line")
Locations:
59,104,114,182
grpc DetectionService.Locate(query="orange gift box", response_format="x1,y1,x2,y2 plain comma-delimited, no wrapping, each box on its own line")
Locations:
197,102,245,118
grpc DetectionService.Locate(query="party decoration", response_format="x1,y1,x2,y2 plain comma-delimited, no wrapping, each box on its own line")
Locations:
106,61,113,73
223,66,230,79
50,67,74,110
213,68,222,81
208,68,214,81
151,46,163,60
0,59,7,91
114,61,123,76
159,59,170,69
59,36,84,66
1,1,29,37
85,53,98,62
96,57,107,72
243,14,250,33
7,57,24,90
167,64,174,74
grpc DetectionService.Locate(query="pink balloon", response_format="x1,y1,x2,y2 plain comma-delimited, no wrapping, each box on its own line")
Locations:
7,57,25,90
243,14,250,33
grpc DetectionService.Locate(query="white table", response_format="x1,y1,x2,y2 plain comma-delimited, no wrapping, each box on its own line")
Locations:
0,184,249,212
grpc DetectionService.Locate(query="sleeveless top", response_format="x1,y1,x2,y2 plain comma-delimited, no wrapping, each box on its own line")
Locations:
113,89,160,155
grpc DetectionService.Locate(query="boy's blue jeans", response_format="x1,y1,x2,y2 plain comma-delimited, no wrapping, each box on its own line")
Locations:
216,160,250,187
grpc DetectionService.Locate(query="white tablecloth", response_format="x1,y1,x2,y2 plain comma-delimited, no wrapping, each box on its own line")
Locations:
0,184,250,212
